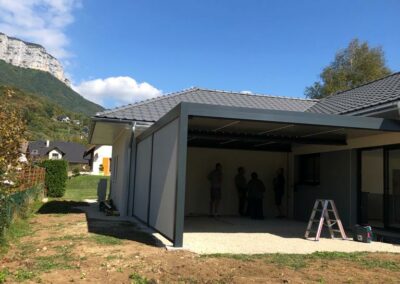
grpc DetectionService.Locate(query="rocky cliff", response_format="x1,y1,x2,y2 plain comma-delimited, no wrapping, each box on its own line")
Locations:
0,32,70,86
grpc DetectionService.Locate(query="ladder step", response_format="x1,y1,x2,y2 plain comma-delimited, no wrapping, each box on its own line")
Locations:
305,199,347,241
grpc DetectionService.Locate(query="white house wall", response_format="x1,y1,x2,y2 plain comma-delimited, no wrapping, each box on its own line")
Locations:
48,149,62,160
133,135,153,223
110,130,131,216
92,146,112,174
148,118,179,240
185,147,289,217
293,132,400,155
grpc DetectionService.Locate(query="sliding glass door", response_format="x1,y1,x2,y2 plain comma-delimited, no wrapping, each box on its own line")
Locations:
360,146,400,230
360,148,384,228
388,149,400,229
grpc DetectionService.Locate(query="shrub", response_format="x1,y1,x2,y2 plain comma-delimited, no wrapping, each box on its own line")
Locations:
72,168,80,177
42,160,68,197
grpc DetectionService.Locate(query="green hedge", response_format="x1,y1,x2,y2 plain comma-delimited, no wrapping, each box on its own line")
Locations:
42,160,68,197
0,185,44,244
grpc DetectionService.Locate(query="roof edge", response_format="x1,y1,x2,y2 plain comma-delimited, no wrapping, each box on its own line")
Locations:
321,71,400,100
95,87,318,117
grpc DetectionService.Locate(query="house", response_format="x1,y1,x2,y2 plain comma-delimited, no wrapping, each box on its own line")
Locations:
89,72,400,247
57,115,70,123
28,140,89,169
84,145,112,175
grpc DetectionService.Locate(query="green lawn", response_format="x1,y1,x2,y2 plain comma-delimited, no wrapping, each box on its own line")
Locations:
64,175,109,201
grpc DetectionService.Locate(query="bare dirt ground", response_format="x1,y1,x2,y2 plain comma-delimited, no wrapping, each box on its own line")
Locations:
1,201,400,283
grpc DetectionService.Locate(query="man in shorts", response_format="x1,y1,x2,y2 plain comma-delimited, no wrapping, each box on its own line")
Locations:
208,163,223,217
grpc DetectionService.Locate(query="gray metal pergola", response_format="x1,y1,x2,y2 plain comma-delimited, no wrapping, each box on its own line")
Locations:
129,102,400,247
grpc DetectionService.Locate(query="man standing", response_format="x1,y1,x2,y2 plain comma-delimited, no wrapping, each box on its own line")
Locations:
247,172,266,220
273,168,285,218
235,167,247,216
208,163,223,217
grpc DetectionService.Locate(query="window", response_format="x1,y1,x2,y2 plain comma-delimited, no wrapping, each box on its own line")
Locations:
51,153,60,159
31,149,39,155
299,154,320,185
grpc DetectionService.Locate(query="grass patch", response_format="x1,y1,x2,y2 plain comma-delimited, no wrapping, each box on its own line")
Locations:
203,251,399,271
46,234,87,242
0,201,42,255
54,243,75,254
65,175,110,201
129,272,151,284
105,254,123,261
34,253,78,272
16,242,37,258
14,269,36,282
92,234,122,245
0,268,9,284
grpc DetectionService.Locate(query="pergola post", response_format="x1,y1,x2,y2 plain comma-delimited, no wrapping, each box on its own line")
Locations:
174,105,189,247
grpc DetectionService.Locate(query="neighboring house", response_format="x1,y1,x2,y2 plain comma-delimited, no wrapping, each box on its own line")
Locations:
89,73,400,247
28,140,89,169
47,147,65,160
57,115,70,122
84,145,112,175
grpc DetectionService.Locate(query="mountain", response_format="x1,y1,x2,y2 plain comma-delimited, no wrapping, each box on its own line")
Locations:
0,32,69,85
0,85,90,143
0,59,103,115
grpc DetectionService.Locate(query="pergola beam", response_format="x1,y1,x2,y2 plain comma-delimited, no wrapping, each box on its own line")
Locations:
188,129,347,146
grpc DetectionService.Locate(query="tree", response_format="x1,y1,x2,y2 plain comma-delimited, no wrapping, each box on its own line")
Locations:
0,88,27,187
305,39,391,99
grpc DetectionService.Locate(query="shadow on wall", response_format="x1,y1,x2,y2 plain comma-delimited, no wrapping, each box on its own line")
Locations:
36,200,162,247
183,216,340,239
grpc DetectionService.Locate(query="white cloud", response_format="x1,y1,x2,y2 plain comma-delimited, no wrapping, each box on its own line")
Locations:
73,76,162,108
0,0,81,59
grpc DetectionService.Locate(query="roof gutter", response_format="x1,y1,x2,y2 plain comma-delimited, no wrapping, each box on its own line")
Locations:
344,100,400,117
88,116,154,144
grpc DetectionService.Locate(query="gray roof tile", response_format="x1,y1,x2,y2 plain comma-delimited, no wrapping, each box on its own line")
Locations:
95,87,317,122
307,72,400,115
28,141,89,164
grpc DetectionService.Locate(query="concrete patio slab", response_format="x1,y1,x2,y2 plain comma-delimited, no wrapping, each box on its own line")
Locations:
183,217,400,254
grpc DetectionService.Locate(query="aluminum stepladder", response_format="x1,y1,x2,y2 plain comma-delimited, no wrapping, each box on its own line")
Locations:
305,199,347,241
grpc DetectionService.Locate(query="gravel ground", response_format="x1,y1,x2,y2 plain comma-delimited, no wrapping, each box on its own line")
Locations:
183,217,400,254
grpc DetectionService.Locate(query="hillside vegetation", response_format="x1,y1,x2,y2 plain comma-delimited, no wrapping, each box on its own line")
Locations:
0,59,103,115
0,86,90,142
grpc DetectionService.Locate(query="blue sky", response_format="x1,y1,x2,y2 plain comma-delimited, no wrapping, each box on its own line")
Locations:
1,0,399,108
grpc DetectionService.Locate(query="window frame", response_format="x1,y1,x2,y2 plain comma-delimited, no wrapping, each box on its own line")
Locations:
298,153,320,185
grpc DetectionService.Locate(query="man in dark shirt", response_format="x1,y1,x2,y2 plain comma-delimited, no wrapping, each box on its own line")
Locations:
273,168,285,218
247,172,266,219
208,163,223,217
235,167,247,216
